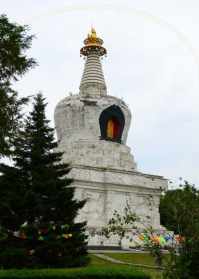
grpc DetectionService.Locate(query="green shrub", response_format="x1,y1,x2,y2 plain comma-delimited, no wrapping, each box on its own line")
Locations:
0,266,150,279
32,240,89,268
0,238,89,269
0,247,28,269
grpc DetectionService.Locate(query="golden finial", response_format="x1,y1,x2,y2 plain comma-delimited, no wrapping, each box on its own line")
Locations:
85,27,99,44
80,28,107,57
90,27,97,39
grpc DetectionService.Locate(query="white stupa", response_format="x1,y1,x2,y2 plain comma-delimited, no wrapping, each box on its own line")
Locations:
54,28,167,247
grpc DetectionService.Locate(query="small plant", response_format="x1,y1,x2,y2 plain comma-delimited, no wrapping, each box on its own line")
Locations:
102,203,137,247
138,226,164,267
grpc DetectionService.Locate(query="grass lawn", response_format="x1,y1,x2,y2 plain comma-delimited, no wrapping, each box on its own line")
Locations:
105,252,169,266
140,269,162,279
0,254,164,279
90,254,164,279
96,253,168,279
0,255,149,279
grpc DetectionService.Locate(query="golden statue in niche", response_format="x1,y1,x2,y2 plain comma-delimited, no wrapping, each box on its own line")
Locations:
107,117,120,140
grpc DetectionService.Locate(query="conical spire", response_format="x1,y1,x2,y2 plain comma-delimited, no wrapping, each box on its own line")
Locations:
79,28,107,97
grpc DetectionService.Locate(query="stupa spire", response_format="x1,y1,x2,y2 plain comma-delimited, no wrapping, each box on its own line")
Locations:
79,28,107,97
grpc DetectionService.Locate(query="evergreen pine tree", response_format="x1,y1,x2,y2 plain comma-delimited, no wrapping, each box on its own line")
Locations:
0,116,35,268
0,14,36,157
0,94,88,268
0,83,28,157
0,14,35,83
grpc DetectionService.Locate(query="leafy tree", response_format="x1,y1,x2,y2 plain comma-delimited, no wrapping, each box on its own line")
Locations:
161,181,199,279
0,14,35,83
160,181,199,235
0,94,88,268
0,14,36,157
0,83,28,157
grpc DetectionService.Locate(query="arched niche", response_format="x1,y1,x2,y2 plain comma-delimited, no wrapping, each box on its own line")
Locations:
99,105,125,143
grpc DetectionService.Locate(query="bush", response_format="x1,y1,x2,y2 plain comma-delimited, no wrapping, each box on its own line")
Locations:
0,266,150,279
0,237,89,269
0,247,89,269
0,247,28,269
32,239,89,268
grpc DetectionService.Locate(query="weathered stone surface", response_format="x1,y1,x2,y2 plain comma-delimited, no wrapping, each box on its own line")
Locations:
69,165,167,229
54,94,136,171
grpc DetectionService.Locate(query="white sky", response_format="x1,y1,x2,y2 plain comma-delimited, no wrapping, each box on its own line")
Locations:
1,0,199,186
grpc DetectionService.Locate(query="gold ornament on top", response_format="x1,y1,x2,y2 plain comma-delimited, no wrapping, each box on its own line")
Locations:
80,28,107,57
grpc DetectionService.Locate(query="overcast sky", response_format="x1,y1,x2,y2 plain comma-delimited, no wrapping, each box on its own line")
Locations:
1,0,199,187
